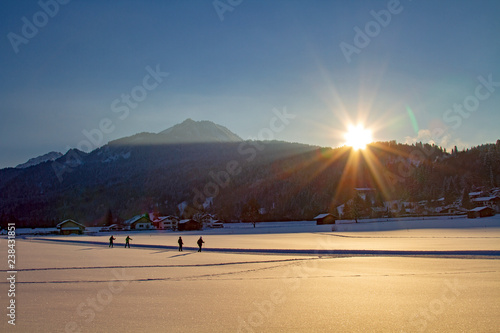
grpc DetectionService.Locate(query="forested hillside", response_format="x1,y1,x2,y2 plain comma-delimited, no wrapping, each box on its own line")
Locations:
1,139,499,227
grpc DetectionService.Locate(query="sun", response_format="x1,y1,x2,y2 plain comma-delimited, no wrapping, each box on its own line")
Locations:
344,124,373,150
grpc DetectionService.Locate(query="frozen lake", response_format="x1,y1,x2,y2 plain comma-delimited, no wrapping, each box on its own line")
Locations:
1,217,500,332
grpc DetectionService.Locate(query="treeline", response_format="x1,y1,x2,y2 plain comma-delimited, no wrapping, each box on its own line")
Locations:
0,139,499,228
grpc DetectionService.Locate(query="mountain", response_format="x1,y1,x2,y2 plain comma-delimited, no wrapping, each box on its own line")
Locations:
16,151,63,169
110,119,242,146
159,118,242,143
0,119,499,227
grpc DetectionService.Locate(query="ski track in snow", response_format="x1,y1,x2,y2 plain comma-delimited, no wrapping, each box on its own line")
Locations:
0,258,311,272
1,261,298,285
6,234,498,285
3,263,498,285
25,237,500,258
323,233,500,239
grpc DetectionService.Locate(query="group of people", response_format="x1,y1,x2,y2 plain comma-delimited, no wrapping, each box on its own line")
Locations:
177,236,204,252
108,235,205,252
108,235,132,248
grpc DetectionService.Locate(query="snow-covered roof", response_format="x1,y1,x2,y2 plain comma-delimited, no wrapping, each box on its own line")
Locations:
56,219,85,229
179,219,199,224
123,214,150,225
314,213,335,220
472,196,500,202
469,206,494,212
155,216,178,222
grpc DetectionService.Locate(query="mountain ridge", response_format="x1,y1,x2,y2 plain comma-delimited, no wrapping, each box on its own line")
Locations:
109,119,242,147
15,151,63,169
8,119,242,170
0,118,499,227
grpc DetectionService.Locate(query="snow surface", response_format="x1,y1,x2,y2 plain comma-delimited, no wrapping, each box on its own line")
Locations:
1,217,499,332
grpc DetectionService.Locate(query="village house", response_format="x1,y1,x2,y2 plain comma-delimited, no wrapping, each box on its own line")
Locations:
467,206,496,219
100,224,124,232
472,196,500,212
198,213,224,228
439,207,467,215
57,219,86,235
384,200,416,215
123,214,153,230
178,219,203,231
209,219,224,228
314,213,336,225
152,215,179,230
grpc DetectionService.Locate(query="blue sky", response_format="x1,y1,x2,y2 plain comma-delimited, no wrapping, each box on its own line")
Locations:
1,0,499,168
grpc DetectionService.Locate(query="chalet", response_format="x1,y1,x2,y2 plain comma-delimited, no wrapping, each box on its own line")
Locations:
210,220,224,228
472,196,500,211
153,216,179,230
314,213,336,225
123,214,152,230
199,214,223,228
467,206,495,219
439,207,466,215
109,224,124,231
57,219,86,235
178,219,202,231
100,224,124,232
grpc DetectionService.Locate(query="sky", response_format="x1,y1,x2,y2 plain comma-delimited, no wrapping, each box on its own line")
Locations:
1,0,499,168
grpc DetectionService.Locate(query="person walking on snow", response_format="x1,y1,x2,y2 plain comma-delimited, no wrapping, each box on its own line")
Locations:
125,236,132,248
109,235,116,248
178,236,184,251
197,236,204,252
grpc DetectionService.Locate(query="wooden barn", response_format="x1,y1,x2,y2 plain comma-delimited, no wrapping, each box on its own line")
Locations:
314,213,336,225
467,206,495,219
178,219,202,231
57,219,86,235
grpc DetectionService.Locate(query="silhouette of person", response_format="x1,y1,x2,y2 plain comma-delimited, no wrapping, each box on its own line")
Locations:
125,236,132,248
109,235,116,248
178,236,184,251
197,236,204,252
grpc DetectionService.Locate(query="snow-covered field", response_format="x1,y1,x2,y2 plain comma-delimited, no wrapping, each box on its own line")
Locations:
2,217,500,332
